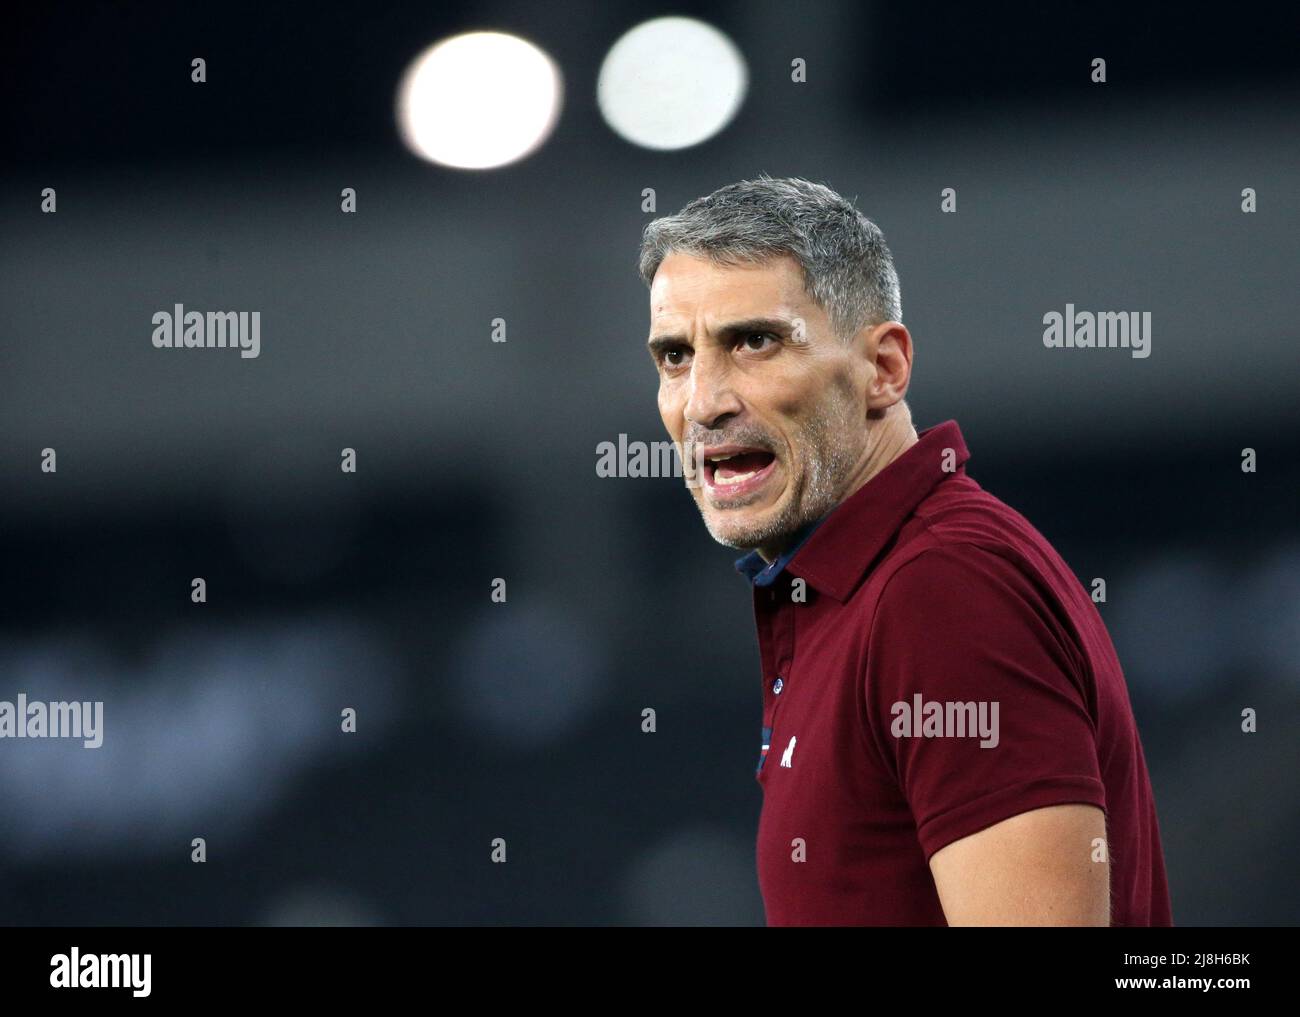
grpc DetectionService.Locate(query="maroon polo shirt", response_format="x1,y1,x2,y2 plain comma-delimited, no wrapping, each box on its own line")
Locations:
742,420,1172,926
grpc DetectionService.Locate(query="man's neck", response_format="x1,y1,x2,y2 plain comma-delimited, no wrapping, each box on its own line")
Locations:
841,410,920,506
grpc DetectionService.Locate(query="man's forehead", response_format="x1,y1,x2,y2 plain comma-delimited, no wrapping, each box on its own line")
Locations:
648,251,809,327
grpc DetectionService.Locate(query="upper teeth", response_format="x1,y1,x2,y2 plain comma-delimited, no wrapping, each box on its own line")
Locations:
708,453,736,462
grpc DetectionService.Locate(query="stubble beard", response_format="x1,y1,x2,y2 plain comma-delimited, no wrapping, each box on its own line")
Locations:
696,392,865,554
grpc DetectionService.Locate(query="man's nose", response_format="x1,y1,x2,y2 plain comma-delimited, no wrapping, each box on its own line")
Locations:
683,355,743,431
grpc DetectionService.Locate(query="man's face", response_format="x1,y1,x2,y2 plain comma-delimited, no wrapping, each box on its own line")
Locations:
648,252,873,557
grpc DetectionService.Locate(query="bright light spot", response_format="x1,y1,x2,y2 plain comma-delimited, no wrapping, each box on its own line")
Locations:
597,17,747,150
397,32,562,169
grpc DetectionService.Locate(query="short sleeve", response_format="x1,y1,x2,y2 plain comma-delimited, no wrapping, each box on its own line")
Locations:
865,543,1107,861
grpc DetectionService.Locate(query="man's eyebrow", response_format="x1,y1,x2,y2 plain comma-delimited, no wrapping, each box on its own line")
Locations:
646,334,685,356
646,317,799,352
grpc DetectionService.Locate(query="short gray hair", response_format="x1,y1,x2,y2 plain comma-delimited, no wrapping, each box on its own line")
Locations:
638,174,901,341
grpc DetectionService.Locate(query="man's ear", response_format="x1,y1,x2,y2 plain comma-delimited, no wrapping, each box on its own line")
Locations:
863,321,913,410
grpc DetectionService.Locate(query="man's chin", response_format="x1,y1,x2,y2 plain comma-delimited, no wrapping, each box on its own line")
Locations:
701,507,785,553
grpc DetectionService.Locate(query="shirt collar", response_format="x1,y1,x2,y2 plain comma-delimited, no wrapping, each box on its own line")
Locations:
734,514,826,588
733,420,970,600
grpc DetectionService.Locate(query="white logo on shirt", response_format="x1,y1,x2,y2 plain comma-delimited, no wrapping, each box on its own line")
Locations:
780,735,797,767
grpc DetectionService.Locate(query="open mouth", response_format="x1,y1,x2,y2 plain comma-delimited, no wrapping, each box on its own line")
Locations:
702,447,778,496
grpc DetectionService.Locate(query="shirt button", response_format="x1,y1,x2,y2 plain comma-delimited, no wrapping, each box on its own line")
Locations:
772,677,784,695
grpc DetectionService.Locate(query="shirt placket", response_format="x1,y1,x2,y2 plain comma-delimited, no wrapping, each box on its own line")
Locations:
755,580,797,779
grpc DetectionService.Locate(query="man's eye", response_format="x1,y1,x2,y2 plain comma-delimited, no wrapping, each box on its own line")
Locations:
740,332,777,351
663,348,690,368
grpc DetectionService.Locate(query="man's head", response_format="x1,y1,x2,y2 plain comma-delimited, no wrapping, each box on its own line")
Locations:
640,174,915,560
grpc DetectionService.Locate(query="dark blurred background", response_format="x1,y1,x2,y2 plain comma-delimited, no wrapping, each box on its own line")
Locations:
1,0,1297,925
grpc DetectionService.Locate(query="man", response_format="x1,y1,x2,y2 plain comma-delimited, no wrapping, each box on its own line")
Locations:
638,174,1172,926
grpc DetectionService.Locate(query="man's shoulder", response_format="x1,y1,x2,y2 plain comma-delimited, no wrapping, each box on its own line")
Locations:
916,472,1052,555
865,474,1082,615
